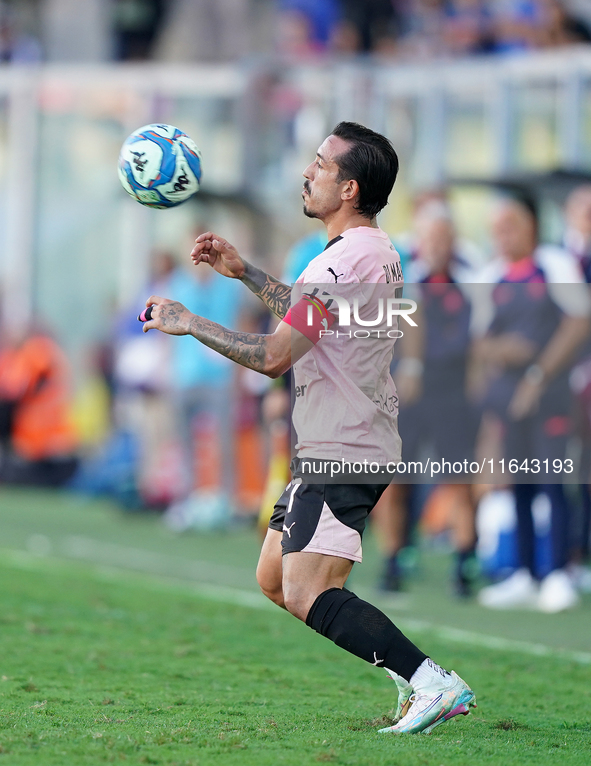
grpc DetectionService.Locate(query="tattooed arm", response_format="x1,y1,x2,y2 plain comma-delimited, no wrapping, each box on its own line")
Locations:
142,296,312,378
190,231,291,319
240,262,291,319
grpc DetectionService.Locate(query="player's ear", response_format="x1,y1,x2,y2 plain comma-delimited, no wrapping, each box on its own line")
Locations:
341,179,359,203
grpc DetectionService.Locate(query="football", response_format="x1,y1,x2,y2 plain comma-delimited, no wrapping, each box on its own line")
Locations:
118,123,202,209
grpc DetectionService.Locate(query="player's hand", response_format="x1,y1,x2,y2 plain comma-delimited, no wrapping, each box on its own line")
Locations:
508,378,542,420
190,231,245,279
474,334,536,369
394,357,423,406
142,296,193,336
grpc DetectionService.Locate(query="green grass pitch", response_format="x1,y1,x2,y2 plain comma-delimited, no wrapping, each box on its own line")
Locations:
0,488,590,765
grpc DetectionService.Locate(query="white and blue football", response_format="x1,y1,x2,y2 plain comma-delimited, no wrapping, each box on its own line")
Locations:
118,123,202,209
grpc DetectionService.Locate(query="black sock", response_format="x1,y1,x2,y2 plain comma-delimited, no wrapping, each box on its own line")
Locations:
386,553,400,577
454,547,478,597
305,587,427,682
380,554,402,591
455,547,477,579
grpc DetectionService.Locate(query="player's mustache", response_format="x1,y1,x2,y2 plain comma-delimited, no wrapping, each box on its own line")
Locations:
303,181,311,194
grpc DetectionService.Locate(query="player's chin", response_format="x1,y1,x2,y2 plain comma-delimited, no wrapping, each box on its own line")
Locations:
303,203,318,219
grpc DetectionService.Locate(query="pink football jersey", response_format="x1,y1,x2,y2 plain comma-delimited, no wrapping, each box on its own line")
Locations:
289,226,404,465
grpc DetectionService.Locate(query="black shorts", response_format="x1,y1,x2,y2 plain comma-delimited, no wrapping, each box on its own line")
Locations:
269,477,388,562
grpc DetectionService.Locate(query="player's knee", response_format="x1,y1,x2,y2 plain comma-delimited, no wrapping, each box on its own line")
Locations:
259,582,285,609
282,579,314,622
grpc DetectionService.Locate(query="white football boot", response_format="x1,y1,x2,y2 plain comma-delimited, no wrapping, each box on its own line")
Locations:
477,568,538,609
378,671,476,735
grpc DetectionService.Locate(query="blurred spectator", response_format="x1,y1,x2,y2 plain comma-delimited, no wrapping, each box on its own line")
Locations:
393,192,485,278
374,206,479,595
70,252,179,510
71,344,113,451
112,0,165,60
489,0,543,53
0,325,79,486
0,2,42,63
162,249,243,527
405,199,485,280
277,0,341,55
536,0,591,48
563,184,591,282
112,250,178,508
277,9,323,56
443,0,495,56
155,0,251,62
396,0,449,59
335,0,399,55
475,197,591,612
563,184,591,590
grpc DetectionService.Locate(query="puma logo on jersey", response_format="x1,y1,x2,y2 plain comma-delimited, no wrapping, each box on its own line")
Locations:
283,522,296,537
327,267,344,283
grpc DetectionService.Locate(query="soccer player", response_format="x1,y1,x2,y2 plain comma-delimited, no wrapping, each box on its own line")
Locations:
141,122,476,734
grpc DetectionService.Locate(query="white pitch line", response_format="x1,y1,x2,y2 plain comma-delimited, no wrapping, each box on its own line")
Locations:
61,534,255,587
392,618,591,666
3,543,590,666
1,547,277,610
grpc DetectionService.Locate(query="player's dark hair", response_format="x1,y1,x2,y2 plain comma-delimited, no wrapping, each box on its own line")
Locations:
331,122,399,219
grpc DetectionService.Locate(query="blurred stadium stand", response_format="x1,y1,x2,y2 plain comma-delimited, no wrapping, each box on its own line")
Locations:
3,48,591,351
